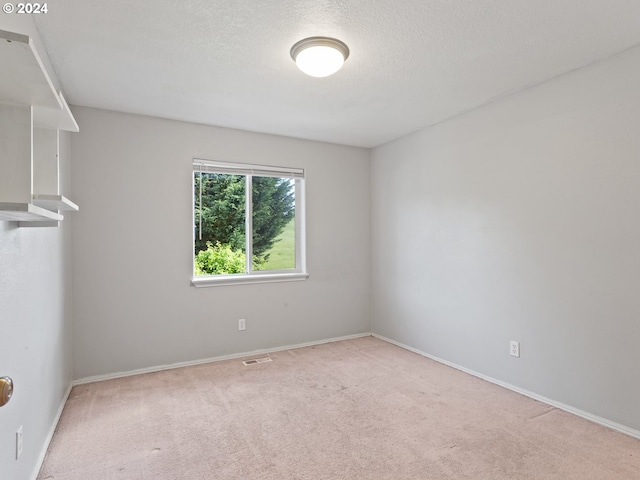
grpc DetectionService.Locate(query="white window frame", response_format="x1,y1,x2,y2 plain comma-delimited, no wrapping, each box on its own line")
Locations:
191,159,308,288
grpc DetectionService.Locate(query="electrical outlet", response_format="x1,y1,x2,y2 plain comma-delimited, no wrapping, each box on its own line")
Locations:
510,341,520,358
16,426,23,460
238,318,246,331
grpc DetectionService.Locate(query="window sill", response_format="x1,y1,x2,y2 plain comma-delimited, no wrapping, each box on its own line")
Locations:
191,272,309,288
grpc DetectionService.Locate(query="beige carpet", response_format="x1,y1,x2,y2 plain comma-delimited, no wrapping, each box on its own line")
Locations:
38,336,639,479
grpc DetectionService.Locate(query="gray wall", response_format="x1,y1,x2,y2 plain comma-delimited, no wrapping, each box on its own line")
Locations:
371,45,640,431
0,15,74,480
70,107,371,379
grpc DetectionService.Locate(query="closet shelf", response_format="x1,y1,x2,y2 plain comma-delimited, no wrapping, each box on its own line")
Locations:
0,29,60,108
32,194,79,212
0,29,77,132
1,29,79,227
0,203,64,222
33,92,79,132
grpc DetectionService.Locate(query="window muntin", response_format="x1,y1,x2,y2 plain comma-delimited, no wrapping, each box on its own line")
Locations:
193,160,306,284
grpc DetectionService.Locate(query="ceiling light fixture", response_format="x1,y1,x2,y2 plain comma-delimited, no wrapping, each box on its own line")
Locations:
290,37,349,78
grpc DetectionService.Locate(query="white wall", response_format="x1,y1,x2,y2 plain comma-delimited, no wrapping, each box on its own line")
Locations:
70,107,371,379
0,16,73,480
371,46,640,432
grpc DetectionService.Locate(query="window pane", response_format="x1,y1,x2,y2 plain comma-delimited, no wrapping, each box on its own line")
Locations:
252,176,296,271
194,172,247,276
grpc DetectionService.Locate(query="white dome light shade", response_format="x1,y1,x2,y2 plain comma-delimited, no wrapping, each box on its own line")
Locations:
290,37,349,78
296,46,344,77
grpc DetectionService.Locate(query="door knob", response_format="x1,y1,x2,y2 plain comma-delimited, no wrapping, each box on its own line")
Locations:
0,377,13,407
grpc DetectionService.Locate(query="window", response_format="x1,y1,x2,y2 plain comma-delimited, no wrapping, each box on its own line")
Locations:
192,159,307,287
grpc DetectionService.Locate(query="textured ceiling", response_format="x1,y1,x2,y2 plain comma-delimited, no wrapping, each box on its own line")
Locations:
33,0,640,148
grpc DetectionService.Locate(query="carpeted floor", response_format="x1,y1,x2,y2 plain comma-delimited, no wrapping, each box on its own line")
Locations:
38,336,639,479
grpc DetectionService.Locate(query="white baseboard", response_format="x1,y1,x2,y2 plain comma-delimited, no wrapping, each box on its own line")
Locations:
73,332,373,386
31,382,73,480
372,333,640,440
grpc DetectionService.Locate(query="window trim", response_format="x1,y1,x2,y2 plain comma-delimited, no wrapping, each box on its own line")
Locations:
191,158,308,287
191,272,309,288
